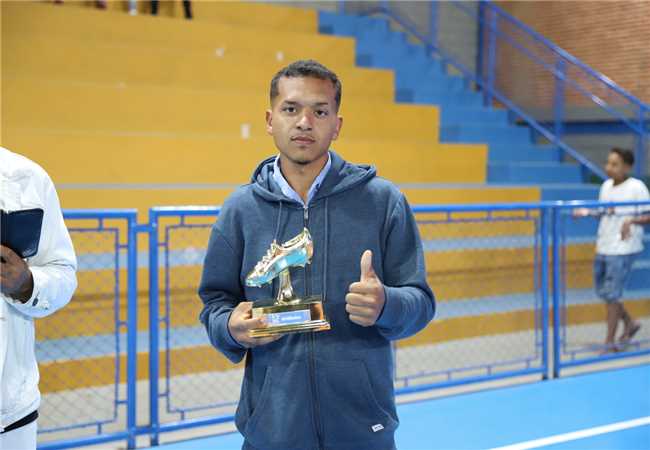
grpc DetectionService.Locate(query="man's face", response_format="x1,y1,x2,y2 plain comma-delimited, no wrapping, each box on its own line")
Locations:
605,152,630,181
266,76,342,167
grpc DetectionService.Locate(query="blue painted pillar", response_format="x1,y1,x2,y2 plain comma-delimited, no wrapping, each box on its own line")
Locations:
553,57,566,142
637,105,648,178
476,1,486,82
485,8,498,107
551,206,562,378
429,0,438,50
148,211,160,446
540,206,550,380
126,214,138,449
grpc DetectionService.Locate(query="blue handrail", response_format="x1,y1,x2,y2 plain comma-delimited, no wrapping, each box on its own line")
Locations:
63,209,138,219
414,200,650,213
47,210,139,450
146,206,222,446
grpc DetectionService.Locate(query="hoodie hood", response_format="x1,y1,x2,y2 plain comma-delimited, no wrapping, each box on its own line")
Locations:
250,150,376,204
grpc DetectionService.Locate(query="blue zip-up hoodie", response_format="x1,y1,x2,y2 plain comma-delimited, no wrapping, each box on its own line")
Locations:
199,151,435,450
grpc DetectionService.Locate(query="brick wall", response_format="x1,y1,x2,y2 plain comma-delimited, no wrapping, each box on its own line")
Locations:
492,1,650,115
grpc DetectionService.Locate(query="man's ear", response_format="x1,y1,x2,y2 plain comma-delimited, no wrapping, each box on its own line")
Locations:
332,115,343,140
265,110,273,135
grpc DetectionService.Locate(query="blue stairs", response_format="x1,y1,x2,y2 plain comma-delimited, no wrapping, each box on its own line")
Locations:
318,11,588,187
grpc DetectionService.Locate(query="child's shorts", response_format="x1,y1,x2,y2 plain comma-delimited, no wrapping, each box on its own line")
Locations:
593,253,638,303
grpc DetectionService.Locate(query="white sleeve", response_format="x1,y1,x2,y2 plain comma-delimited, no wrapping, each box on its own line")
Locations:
637,181,650,213
7,172,78,319
595,181,607,214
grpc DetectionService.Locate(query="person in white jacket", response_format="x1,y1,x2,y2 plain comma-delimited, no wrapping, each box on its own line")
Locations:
0,147,77,449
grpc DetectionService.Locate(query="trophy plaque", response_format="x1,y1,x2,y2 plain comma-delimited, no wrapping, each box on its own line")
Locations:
245,228,330,337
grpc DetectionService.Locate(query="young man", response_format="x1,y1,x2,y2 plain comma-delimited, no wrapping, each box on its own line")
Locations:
575,148,649,351
1,147,78,449
198,60,435,450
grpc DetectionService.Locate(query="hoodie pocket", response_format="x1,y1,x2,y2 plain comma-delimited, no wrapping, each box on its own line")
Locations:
317,360,398,445
235,361,315,450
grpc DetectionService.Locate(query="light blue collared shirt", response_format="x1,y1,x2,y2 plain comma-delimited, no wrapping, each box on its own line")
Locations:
272,152,332,207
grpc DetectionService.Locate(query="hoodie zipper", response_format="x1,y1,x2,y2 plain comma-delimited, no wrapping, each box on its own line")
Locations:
304,205,323,449
304,207,312,296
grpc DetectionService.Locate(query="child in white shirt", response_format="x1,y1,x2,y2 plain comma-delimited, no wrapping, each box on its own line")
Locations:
575,148,649,352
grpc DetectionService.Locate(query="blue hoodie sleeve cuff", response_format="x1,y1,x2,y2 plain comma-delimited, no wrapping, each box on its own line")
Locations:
223,310,246,349
375,286,403,329
213,309,247,363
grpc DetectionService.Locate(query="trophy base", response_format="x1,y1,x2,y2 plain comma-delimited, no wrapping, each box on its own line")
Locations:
249,296,330,337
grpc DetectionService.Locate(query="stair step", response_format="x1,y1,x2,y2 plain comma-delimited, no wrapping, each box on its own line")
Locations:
395,69,460,92
441,124,531,144
399,82,468,97
488,144,561,162
402,91,484,108
318,11,389,37
541,184,599,201
441,107,509,126
488,162,583,184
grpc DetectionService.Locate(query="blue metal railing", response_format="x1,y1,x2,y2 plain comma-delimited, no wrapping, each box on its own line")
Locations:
551,200,650,375
147,207,227,446
39,210,138,450
476,1,648,179
482,2,647,110
39,202,650,448
408,203,550,388
342,0,648,179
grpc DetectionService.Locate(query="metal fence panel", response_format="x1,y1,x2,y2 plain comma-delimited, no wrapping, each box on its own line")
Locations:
37,211,137,450
148,208,235,445
553,201,650,374
396,205,548,392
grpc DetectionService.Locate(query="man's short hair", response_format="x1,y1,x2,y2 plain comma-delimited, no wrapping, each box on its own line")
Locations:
611,147,635,167
270,59,342,111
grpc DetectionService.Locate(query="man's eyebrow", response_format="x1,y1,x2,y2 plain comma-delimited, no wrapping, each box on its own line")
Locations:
281,100,331,107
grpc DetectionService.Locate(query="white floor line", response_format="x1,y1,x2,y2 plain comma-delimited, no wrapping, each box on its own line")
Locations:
488,416,650,450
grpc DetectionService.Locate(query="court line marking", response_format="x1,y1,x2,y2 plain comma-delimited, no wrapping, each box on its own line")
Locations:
488,416,650,450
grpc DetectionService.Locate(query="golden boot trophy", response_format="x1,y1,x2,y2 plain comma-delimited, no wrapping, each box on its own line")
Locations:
245,228,330,337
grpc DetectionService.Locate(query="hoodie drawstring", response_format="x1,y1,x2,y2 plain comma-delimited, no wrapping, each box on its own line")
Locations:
271,201,284,299
322,197,329,303
273,201,284,242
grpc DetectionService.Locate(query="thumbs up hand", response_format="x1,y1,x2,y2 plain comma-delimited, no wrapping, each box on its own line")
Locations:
345,250,386,327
